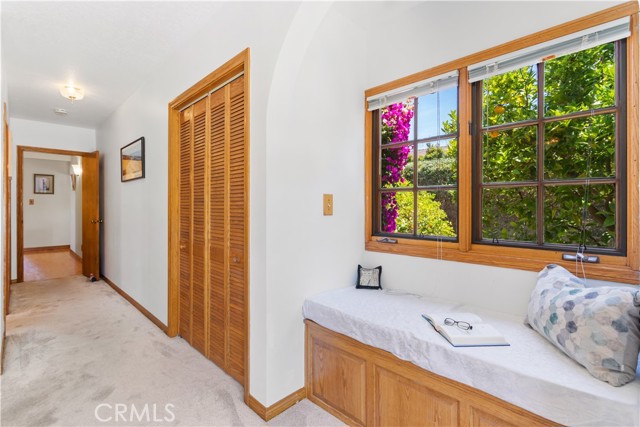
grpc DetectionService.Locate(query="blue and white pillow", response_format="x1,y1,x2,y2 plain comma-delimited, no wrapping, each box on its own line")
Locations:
527,264,640,386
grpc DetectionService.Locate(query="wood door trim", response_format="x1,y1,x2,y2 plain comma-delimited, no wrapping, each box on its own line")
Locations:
3,103,11,319
16,146,98,283
167,48,250,398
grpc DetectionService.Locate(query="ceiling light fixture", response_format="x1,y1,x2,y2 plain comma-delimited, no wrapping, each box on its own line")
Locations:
60,85,84,102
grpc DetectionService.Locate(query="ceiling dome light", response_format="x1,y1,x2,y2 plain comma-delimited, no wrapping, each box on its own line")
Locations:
60,85,84,102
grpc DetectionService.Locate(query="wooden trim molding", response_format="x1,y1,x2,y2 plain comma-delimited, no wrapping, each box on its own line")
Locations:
3,103,11,317
246,388,307,421
101,275,168,333
0,334,5,375
70,250,82,263
23,245,70,253
364,2,640,284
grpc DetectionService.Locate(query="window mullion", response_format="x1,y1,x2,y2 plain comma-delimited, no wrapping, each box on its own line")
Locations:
536,62,545,246
413,98,419,237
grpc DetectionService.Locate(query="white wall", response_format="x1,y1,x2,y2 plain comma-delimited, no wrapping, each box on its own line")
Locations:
0,21,8,358
23,158,72,248
96,1,301,404
94,0,628,408
10,118,95,279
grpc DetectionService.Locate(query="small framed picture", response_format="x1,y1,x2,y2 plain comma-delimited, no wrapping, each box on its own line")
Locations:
121,137,145,182
34,174,54,194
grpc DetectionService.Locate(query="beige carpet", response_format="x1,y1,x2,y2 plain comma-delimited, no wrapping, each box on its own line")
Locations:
1,276,342,427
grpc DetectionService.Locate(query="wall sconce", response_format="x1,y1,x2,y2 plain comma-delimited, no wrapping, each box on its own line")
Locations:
70,163,82,191
60,85,84,102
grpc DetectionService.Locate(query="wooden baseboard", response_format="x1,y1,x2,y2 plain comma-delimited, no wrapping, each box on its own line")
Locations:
0,334,5,375
10,279,17,285
101,275,167,333
69,250,82,263
246,388,306,421
24,245,70,253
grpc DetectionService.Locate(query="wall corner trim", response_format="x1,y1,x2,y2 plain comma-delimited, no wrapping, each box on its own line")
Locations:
101,275,168,333
245,388,307,421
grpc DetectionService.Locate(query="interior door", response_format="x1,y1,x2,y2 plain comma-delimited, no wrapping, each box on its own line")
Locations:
82,151,100,278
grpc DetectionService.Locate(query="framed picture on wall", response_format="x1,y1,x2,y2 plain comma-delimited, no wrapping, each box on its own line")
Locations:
34,174,54,194
121,137,145,182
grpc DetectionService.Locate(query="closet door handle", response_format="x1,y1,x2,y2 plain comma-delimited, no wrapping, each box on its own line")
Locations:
232,256,239,264
180,244,187,250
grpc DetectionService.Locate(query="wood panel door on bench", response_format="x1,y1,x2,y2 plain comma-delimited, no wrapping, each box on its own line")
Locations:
179,76,246,383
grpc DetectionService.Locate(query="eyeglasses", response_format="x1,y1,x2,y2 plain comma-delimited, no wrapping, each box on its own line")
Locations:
444,317,473,330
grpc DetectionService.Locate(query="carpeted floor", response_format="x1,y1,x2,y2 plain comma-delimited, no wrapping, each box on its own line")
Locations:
1,276,343,427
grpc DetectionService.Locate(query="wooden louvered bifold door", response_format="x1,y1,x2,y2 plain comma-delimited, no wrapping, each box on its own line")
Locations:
226,77,245,382
178,75,246,384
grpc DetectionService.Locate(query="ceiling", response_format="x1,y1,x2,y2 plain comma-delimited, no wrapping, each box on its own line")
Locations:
2,1,221,129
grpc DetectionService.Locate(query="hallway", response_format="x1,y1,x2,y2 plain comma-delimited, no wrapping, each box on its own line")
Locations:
1,276,342,426
23,249,82,282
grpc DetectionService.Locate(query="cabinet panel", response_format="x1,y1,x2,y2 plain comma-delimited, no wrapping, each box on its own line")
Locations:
310,339,367,425
375,366,459,427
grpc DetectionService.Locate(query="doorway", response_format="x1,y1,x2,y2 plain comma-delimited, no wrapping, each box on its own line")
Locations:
16,146,100,283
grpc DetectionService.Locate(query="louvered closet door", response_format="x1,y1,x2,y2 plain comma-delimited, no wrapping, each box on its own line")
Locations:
227,76,246,382
190,98,208,355
179,108,193,341
179,98,208,355
179,75,245,384
208,88,226,368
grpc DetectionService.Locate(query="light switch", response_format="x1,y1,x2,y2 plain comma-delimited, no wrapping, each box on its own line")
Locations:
323,194,333,216
29,199,34,205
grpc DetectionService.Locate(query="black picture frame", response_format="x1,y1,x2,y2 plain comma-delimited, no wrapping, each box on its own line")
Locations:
34,174,54,194
121,137,145,182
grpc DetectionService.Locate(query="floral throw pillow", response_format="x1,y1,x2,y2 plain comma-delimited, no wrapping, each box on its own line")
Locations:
527,264,640,386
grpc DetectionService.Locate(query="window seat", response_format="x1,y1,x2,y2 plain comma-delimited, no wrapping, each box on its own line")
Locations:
302,287,640,426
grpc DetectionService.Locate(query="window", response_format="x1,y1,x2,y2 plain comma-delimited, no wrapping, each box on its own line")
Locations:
372,78,459,240
364,4,639,284
472,41,626,254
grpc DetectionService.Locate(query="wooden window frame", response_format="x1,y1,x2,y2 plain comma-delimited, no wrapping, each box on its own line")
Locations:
364,2,640,284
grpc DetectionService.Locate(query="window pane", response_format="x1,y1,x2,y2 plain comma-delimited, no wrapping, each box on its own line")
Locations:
545,43,615,117
544,114,615,179
381,145,413,188
416,86,458,139
381,100,414,145
482,187,536,242
545,184,616,248
417,190,457,237
416,139,457,186
483,126,537,182
483,65,537,127
381,191,414,234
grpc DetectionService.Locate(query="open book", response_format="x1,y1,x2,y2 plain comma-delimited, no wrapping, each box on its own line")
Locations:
422,313,509,347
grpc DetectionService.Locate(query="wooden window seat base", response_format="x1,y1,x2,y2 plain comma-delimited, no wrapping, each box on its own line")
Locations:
305,319,559,427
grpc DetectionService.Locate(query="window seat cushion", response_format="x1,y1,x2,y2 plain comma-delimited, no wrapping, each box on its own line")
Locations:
302,287,640,427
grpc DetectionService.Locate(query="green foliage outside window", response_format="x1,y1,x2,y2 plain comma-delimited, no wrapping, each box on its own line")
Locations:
479,42,619,249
